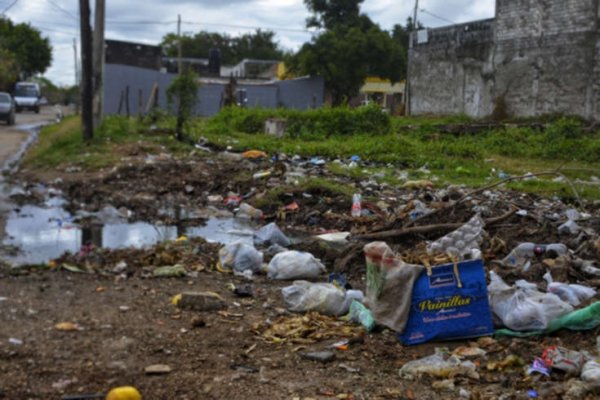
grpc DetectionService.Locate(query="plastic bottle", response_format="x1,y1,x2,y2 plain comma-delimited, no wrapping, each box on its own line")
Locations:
351,193,362,217
502,242,568,268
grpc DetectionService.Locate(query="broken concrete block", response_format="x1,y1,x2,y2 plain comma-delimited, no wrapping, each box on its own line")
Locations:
177,291,226,312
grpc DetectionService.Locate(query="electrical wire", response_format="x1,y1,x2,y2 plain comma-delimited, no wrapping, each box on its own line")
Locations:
182,20,314,34
420,9,456,25
1,0,19,15
45,0,78,21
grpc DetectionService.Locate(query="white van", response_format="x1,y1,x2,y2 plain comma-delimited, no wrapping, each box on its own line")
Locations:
14,82,41,113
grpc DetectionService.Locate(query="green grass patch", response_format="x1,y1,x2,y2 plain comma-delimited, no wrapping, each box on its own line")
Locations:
254,177,356,209
23,116,193,171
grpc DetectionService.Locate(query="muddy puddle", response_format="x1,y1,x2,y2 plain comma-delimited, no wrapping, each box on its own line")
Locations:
1,202,256,266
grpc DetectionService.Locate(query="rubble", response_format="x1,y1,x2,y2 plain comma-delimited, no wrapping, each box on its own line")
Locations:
2,138,600,399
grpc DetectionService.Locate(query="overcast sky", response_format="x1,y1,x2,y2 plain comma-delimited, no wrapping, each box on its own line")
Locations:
1,0,495,86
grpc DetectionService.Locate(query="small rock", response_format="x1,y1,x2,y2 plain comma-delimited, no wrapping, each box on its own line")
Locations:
191,316,206,328
145,364,172,375
432,379,455,392
338,363,360,373
207,195,223,204
184,185,194,194
233,284,254,298
113,261,128,274
299,351,336,363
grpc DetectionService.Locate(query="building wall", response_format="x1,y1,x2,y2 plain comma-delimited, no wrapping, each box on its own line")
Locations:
408,19,496,117
104,64,324,117
409,0,600,119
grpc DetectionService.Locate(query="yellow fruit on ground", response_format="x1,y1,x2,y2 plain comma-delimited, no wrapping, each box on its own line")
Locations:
105,386,141,400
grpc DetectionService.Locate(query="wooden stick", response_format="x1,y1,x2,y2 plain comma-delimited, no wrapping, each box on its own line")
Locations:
352,207,517,242
404,171,561,228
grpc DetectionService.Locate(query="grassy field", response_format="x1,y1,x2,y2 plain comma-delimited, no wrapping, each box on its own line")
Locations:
23,109,600,200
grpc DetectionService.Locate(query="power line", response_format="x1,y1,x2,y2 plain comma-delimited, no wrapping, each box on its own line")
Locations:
106,19,177,25
1,0,19,15
420,9,456,25
31,24,77,36
45,0,78,21
182,20,314,34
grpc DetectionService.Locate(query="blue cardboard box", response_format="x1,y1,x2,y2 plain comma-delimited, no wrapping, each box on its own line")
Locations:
398,259,494,345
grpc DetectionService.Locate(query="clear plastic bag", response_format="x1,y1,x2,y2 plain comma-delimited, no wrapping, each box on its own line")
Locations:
218,241,264,274
544,272,597,307
253,222,291,247
488,271,573,331
581,361,600,387
267,251,326,280
281,280,364,316
236,203,263,220
399,348,479,380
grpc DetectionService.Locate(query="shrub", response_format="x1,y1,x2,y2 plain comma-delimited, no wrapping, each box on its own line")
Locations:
205,104,391,137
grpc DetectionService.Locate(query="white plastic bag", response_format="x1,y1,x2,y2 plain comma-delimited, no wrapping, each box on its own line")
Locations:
267,251,326,280
488,271,573,331
544,271,597,307
581,361,600,387
254,222,291,247
218,241,264,274
281,280,363,316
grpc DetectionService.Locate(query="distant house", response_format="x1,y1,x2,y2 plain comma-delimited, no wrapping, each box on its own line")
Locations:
349,77,405,114
102,39,324,117
105,39,163,71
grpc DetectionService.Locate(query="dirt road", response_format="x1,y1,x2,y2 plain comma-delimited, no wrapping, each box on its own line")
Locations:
0,107,58,236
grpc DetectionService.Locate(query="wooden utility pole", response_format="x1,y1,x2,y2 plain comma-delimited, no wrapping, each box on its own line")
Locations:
177,14,182,74
405,0,419,116
73,37,80,115
79,0,93,141
92,0,105,129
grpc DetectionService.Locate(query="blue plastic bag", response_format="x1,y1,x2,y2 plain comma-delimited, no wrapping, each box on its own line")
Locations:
398,259,494,345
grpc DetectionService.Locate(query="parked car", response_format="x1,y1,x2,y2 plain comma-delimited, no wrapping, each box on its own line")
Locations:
0,92,16,125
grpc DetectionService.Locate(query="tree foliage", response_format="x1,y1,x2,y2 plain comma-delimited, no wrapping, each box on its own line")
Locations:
0,48,18,91
162,29,284,65
167,69,199,141
0,18,52,80
288,0,406,105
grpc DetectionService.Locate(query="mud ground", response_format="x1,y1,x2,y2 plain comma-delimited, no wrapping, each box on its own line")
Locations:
1,124,600,399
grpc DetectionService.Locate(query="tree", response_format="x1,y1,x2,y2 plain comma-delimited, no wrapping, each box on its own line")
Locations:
288,0,405,105
0,48,18,91
167,69,199,142
0,18,52,79
161,29,284,65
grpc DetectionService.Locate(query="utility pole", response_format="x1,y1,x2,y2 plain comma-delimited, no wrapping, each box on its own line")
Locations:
413,0,419,31
177,14,182,74
79,0,93,141
92,0,105,129
73,37,79,115
405,0,419,116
